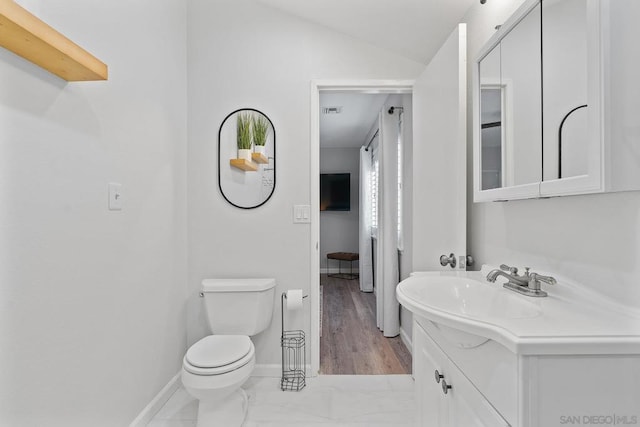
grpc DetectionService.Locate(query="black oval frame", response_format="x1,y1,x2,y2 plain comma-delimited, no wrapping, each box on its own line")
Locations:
218,108,276,209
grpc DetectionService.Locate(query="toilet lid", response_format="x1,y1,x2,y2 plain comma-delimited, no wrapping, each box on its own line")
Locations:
186,335,252,368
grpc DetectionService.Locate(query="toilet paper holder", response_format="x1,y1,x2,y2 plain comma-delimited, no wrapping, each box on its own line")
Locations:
280,291,307,392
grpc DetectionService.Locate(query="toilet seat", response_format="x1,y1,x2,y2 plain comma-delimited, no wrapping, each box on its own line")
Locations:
183,335,255,376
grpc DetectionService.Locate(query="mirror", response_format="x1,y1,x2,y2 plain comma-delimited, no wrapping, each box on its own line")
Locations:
542,0,588,181
500,2,542,188
479,45,503,190
218,108,276,209
478,1,542,193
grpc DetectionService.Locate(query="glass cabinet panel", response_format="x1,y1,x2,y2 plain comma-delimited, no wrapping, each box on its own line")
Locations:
542,0,588,182
499,2,542,188
476,2,542,197
479,46,503,191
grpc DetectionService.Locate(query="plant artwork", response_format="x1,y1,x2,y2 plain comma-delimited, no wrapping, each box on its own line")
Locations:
236,112,253,150
252,114,269,147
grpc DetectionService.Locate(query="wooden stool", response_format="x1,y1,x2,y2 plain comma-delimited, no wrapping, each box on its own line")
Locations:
326,252,359,280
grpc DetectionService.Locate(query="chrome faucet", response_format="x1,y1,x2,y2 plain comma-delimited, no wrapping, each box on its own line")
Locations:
486,264,556,297
486,264,528,285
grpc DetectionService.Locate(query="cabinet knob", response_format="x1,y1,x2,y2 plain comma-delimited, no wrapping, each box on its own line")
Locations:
442,379,452,395
434,370,444,383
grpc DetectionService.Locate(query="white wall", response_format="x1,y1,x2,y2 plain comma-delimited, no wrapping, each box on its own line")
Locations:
463,1,640,310
0,0,188,425
320,148,360,272
186,0,424,371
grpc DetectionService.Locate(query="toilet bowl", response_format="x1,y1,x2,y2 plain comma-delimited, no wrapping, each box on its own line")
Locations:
182,278,276,427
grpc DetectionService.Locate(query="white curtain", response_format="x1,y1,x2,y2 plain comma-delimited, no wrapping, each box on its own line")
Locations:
375,111,400,337
359,147,374,292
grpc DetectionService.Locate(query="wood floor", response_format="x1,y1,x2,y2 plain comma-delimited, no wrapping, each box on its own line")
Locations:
320,274,412,375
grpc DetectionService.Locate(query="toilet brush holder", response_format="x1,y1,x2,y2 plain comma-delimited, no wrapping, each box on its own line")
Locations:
280,292,306,391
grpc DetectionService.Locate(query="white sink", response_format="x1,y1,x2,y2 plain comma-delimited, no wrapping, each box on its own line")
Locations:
398,275,541,321
396,270,640,355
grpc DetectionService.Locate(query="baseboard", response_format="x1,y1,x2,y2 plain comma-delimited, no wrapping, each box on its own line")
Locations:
252,363,313,378
320,267,360,274
400,328,412,355
129,371,181,427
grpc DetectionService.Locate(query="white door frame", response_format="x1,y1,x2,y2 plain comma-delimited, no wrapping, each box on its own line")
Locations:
309,79,414,375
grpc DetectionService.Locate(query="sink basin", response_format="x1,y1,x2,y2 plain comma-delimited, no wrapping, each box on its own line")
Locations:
397,275,541,320
397,271,640,355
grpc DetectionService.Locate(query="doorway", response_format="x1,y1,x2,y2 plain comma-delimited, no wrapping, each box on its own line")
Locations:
310,25,468,377
311,82,414,375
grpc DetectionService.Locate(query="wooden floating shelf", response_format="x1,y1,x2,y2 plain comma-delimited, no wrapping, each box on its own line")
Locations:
230,158,258,172
0,0,108,81
251,152,269,164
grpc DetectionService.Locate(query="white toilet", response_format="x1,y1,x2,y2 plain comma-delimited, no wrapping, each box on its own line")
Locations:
182,278,276,427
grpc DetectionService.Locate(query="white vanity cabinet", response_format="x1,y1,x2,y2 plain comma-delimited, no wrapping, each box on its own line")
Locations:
398,272,640,427
412,315,640,427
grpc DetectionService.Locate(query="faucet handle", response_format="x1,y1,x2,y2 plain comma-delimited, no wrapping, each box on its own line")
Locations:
530,272,557,285
500,264,518,275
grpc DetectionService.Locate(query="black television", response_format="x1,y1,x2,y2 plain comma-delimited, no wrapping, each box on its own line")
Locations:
320,173,350,211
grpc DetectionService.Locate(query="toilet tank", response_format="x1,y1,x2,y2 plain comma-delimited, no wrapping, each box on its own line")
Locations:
201,278,276,335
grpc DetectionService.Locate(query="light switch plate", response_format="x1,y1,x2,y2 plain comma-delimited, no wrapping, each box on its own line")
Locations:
108,183,122,211
293,205,311,223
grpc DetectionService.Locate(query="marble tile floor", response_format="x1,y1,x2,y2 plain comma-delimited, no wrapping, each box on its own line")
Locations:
147,375,415,427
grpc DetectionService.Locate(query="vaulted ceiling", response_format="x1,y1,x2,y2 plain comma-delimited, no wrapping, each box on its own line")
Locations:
253,0,476,149
254,0,476,64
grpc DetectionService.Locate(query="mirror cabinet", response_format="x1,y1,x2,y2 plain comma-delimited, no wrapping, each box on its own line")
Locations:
474,0,640,202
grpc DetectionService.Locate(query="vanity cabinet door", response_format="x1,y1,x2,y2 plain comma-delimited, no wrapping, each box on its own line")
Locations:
414,320,449,426
414,321,510,427
447,365,511,427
